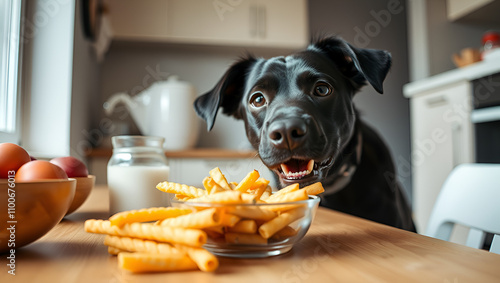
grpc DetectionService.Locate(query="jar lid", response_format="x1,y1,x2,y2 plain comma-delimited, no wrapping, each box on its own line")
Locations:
482,31,500,44
111,135,165,149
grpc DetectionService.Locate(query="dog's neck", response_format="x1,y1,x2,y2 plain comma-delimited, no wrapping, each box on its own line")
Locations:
321,124,363,196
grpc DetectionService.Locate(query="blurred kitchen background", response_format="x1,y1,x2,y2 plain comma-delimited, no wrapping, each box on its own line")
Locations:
2,0,500,233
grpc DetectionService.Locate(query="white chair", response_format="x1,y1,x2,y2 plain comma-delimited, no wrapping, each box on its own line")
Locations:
425,163,500,254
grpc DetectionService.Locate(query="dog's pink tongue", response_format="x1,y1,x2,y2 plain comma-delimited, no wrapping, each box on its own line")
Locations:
280,159,314,179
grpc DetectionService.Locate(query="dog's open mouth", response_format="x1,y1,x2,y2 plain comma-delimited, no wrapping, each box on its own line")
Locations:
278,159,315,180
273,156,335,183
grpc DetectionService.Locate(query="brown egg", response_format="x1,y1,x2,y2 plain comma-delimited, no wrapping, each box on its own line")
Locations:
0,143,31,179
15,160,68,181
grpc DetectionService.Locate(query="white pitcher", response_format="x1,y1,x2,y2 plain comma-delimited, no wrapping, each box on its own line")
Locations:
104,76,199,150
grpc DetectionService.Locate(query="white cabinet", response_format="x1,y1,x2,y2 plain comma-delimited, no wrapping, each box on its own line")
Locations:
165,0,254,45
446,0,500,23
105,0,309,49
251,0,309,48
104,0,168,39
409,81,475,233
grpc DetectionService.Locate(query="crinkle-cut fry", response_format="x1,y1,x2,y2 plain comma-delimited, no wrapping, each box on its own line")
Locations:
234,170,260,192
174,244,219,272
219,212,241,227
202,177,213,193
248,178,270,199
265,183,300,202
104,235,182,255
260,186,272,200
158,208,221,228
109,207,193,227
156,182,206,198
262,189,308,212
264,204,304,214
204,225,224,234
249,177,270,190
270,225,298,241
227,220,257,234
227,206,277,221
118,252,197,273
224,232,267,245
185,190,243,204
303,182,325,195
258,207,306,239
229,182,238,190
202,176,211,191
204,226,225,238
175,194,192,201
265,188,308,204
84,219,206,247
108,246,125,255
241,193,258,203
209,167,231,190
203,177,225,195
210,186,225,195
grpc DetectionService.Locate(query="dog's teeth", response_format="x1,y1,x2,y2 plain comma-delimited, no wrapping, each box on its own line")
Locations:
282,169,311,179
280,164,290,175
280,161,314,179
307,160,314,172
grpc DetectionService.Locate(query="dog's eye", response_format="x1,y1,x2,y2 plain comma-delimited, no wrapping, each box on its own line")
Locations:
249,92,267,108
314,83,333,97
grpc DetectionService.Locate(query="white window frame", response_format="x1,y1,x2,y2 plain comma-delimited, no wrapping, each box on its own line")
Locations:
0,0,23,143
20,0,76,158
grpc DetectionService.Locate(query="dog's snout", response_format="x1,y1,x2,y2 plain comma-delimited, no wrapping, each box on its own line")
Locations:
268,118,308,150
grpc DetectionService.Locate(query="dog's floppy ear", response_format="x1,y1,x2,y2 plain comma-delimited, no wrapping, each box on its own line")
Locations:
310,37,391,94
194,56,257,131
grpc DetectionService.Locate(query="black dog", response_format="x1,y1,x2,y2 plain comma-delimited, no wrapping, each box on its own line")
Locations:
194,36,416,232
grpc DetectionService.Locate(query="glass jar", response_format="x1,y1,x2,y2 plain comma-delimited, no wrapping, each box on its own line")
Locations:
107,136,171,215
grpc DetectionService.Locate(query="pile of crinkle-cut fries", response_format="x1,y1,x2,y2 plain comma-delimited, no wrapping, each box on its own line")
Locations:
85,167,324,273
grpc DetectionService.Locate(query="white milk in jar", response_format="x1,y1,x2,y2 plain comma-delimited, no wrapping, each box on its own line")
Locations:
107,136,172,215
107,165,170,214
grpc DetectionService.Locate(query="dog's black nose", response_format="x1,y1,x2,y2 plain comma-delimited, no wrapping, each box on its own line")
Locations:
268,118,307,150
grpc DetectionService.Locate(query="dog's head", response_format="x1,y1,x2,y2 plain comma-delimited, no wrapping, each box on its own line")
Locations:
194,36,391,188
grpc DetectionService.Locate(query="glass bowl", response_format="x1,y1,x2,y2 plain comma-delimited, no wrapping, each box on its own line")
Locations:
171,195,320,258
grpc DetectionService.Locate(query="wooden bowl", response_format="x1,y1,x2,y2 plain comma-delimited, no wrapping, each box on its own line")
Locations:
65,175,95,215
0,179,76,253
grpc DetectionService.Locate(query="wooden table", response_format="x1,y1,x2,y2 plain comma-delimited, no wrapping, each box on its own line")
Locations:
3,186,500,283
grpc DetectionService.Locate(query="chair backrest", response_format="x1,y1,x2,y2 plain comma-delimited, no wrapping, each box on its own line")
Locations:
425,163,500,254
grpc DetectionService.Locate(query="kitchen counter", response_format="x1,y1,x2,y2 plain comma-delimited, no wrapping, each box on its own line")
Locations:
403,58,500,98
3,186,500,282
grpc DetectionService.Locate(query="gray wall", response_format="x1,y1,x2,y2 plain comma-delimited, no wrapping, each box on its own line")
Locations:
94,43,288,150
308,0,412,198
93,0,413,199
71,1,101,160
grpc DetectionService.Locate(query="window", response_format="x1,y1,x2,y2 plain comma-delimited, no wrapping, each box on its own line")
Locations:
0,0,22,143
